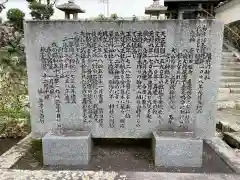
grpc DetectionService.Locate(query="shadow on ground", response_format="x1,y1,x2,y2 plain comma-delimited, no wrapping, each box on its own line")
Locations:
12,138,234,173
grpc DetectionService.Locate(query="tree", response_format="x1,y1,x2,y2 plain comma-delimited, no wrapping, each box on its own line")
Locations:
94,14,107,21
110,13,118,20
26,0,57,20
6,8,25,31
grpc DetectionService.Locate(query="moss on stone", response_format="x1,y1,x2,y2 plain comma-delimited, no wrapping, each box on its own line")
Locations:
30,139,43,165
151,134,156,163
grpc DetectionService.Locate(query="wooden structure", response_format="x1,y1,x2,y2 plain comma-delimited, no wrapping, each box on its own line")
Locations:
164,0,223,19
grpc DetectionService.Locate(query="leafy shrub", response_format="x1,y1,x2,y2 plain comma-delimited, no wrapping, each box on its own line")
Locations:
110,13,118,20
6,8,25,31
27,0,55,20
0,30,29,138
0,117,30,138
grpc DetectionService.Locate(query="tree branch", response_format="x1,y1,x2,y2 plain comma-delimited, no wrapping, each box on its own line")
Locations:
0,0,8,13
2,0,8,5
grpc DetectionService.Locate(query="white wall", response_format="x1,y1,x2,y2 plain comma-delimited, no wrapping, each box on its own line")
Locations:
215,0,240,24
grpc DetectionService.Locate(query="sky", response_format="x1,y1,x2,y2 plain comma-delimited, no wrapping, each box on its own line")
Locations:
0,0,155,20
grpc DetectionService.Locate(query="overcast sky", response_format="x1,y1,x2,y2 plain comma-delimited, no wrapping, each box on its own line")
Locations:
0,0,157,20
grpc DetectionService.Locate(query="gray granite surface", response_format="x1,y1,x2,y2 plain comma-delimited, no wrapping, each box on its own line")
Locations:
12,140,233,173
42,130,92,166
24,20,223,138
153,131,203,167
204,137,240,173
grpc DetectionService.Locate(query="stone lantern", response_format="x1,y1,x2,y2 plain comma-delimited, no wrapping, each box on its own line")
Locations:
145,0,168,20
56,0,85,20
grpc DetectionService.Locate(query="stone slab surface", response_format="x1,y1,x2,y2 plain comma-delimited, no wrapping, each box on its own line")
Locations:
24,20,223,138
0,134,31,169
218,93,240,102
154,130,194,138
153,131,203,167
0,170,239,180
204,137,240,173
42,130,92,166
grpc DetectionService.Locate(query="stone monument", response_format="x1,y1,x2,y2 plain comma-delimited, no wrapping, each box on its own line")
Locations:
24,19,224,166
145,0,168,20
56,0,85,20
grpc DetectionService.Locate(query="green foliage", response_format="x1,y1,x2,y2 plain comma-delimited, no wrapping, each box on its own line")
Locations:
30,139,43,164
94,13,123,21
27,0,56,20
110,13,118,20
93,14,138,21
0,30,29,138
6,8,25,31
94,14,107,20
224,20,240,51
0,118,30,138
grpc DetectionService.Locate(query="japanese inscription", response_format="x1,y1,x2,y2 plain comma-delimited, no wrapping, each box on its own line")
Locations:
25,20,223,138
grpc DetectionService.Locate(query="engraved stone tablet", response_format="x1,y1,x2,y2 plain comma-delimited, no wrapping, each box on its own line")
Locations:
24,20,224,138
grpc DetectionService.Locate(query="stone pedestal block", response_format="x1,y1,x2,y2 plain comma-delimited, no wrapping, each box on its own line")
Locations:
42,130,92,166
153,131,203,167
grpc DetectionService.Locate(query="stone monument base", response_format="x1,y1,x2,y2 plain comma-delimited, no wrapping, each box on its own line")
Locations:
42,130,92,166
153,131,203,167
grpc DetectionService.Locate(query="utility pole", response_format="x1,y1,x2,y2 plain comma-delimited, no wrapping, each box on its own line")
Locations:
99,0,109,17
107,0,109,17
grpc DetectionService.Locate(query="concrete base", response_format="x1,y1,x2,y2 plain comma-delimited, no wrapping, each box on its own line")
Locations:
42,130,92,166
153,131,203,167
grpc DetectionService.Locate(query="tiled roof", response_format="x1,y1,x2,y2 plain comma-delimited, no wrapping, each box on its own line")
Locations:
145,0,167,14
56,0,85,13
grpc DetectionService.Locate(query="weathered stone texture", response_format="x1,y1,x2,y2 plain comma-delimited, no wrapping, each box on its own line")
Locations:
42,130,92,166
24,20,224,138
0,169,239,180
153,131,203,167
